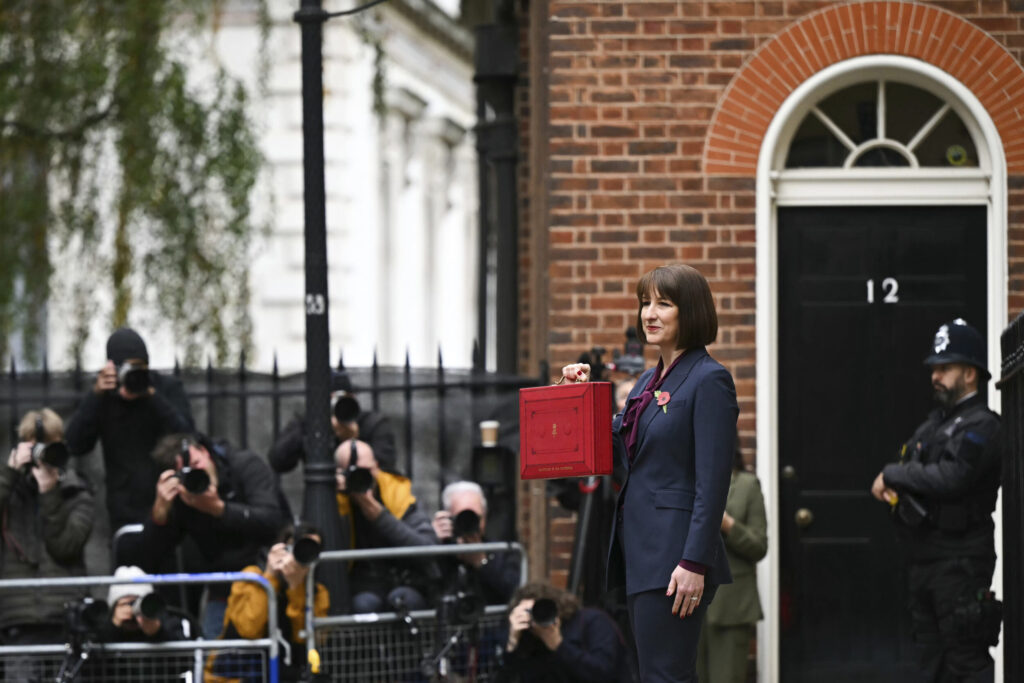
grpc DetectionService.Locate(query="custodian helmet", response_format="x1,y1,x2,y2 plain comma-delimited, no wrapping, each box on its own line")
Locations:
923,319,990,380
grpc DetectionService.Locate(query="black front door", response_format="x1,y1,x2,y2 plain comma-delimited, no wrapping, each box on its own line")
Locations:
778,206,987,682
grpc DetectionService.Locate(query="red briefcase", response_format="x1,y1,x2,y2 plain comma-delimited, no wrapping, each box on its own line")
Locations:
518,381,613,480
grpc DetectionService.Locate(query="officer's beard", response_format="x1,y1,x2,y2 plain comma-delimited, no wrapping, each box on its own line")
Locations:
933,375,968,410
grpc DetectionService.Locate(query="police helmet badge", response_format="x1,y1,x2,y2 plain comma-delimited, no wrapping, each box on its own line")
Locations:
934,325,951,353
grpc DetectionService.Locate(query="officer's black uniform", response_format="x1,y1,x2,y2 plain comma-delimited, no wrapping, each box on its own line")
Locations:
881,320,1002,683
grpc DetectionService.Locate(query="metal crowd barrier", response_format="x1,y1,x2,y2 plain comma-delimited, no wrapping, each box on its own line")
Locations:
0,571,279,683
306,542,526,681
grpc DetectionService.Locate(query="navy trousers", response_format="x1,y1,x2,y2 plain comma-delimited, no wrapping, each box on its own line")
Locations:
627,584,718,683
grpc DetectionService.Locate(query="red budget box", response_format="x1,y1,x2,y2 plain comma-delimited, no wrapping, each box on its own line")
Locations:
518,382,613,480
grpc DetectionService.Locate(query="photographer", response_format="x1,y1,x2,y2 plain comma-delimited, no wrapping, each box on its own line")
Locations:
269,370,399,475
64,328,193,555
100,565,188,643
138,433,282,638
433,481,519,605
499,582,628,683
205,522,329,683
0,409,94,682
335,438,438,613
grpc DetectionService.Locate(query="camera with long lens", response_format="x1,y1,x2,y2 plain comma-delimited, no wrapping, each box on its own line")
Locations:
117,360,151,395
132,593,166,620
438,588,484,626
343,463,374,494
452,509,481,539
286,535,322,566
64,597,108,644
176,439,210,494
31,441,70,470
332,394,361,423
528,598,558,627
341,438,374,494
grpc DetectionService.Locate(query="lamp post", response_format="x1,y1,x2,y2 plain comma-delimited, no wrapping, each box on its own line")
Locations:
293,0,342,613
293,0,391,615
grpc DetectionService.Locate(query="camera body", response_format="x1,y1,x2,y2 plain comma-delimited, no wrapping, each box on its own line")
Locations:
175,438,211,494
438,589,483,626
64,597,108,644
117,360,151,395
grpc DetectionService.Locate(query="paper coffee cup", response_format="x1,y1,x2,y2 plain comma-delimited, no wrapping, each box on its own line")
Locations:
480,420,499,447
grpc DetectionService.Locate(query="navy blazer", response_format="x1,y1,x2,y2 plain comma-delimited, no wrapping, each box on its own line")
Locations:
606,347,738,595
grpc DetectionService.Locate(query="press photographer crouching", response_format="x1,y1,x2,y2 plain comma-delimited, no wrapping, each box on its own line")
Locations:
205,522,329,683
335,439,439,614
433,481,520,605
499,582,629,683
100,566,189,643
0,409,94,683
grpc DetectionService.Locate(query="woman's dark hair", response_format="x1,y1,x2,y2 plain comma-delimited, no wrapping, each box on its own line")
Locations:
277,521,322,545
508,582,580,623
635,264,718,349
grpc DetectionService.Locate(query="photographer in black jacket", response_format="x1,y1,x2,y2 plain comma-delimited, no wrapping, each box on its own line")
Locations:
432,481,519,606
871,319,1002,682
499,582,629,683
269,370,398,476
64,328,193,561
138,433,282,638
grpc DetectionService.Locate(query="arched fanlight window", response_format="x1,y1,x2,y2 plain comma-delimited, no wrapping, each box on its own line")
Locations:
785,81,978,169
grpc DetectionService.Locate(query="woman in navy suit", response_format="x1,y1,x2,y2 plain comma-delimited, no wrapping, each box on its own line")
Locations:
563,264,738,683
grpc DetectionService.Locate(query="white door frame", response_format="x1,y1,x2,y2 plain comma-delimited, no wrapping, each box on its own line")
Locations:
754,55,1008,683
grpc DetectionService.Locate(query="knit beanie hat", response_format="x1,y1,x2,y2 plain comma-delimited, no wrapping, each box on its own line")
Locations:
106,328,149,365
107,566,154,606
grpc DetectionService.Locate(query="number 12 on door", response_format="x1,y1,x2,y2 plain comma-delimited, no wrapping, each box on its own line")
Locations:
866,278,899,304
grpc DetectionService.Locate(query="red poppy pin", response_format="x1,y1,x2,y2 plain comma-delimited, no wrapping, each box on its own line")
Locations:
654,390,671,413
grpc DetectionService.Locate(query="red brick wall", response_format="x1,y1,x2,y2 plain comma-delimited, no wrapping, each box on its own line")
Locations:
516,0,1024,581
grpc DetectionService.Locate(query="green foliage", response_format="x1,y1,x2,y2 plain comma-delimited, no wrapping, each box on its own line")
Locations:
0,0,267,366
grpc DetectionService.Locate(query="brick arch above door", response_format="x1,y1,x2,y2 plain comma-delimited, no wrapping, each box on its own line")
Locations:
704,1,1024,176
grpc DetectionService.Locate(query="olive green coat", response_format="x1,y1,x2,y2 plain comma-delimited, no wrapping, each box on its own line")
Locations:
706,470,767,626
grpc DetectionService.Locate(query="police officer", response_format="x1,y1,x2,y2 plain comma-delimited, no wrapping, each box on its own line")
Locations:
871,319,1002,682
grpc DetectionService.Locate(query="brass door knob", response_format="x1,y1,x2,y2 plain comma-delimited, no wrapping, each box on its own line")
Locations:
795,508,814,528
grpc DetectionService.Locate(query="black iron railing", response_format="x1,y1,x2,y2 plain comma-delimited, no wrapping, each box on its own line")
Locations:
999,313,1024,680
2,350,545,533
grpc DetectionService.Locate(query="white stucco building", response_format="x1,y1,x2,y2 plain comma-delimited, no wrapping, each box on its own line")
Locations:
47,0,480,373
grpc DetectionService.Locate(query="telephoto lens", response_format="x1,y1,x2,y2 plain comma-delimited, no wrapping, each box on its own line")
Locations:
289,536,322,566
529,598,558,627
117,361,152,395
132,593,166,620
453,509,481,538
179,467,211,494
345,464,374,494
31,441,70,470
333,395,361,423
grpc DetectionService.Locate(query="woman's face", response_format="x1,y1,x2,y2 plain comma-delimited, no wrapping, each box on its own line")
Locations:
640,288,679,349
